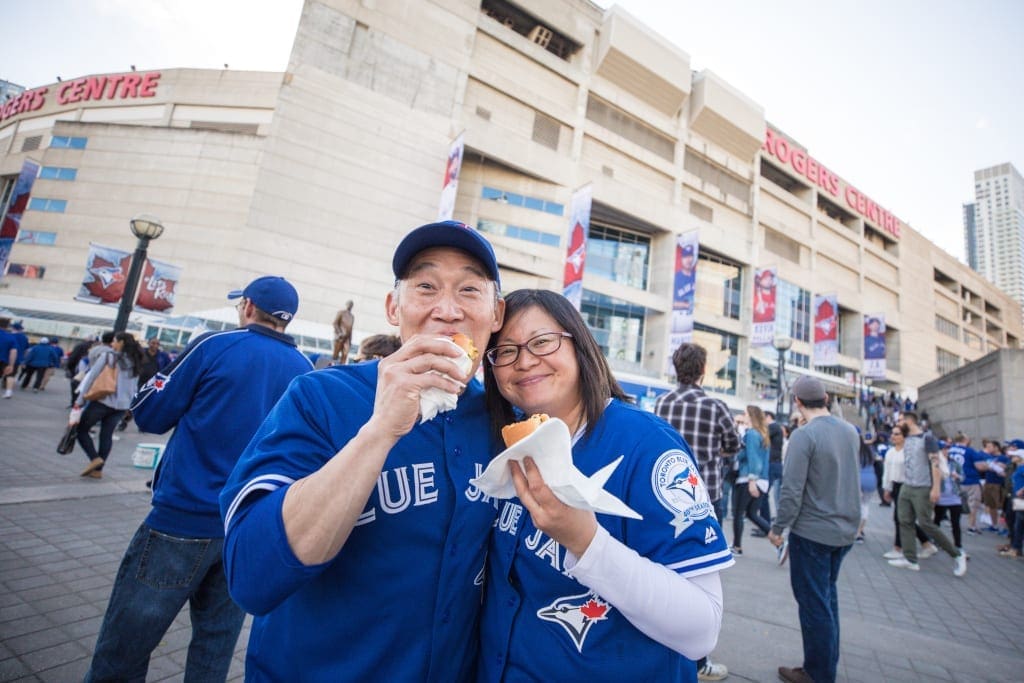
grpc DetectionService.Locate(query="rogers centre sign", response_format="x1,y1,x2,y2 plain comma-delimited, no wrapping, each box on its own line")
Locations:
762,128,902,238
0,71,162,125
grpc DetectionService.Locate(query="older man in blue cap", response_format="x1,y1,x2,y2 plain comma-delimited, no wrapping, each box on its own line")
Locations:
85,275,314,682
220,221,506,681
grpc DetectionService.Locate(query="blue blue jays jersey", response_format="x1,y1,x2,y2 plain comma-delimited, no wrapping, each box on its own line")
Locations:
478,400,733,682
220,361,500,682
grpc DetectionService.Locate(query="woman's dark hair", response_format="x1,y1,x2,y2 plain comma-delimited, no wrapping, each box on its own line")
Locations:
114,332,144,374
483,289,629,445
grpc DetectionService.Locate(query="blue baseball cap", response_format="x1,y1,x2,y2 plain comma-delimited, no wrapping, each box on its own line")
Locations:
392,221,500,287
11,321,23,330
227,276,299,322
681,244,695,257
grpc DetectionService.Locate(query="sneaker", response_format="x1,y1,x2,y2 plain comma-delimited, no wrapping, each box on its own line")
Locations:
888,557,920,571
954,553,967,577
966,527,982,536
919,544,938,559
778,665,813,683
697,660,728,681
883,550,904,560
985,526,1000,533
751,529,768,537
997,528,1009,536
729,546,743,556
777,539,789,566
2,389,11,398
999,548,1020,558
855,534,865,544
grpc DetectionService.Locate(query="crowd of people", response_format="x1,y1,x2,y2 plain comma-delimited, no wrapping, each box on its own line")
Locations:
2,222,1022,683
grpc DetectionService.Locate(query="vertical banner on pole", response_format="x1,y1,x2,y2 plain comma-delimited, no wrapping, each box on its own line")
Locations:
667,230,700,374
813,294,839,366
563,184,592,310
135,258,181,313
863,313,886,378
76,243,132,306
437,132,465,221
0,159,40,278
751,266,777,345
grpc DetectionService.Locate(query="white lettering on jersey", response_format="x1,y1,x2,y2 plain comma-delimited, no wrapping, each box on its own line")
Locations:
355,462,439,524
704,526,718,544
497,501,523,534
538,590,612,653
464,462,498,506
651,449,714,537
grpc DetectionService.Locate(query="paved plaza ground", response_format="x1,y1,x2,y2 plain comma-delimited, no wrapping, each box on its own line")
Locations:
2,377,1022,681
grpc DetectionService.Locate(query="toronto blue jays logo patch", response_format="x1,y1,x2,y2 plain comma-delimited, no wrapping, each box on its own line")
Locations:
652,449,713,537
537,590,612,653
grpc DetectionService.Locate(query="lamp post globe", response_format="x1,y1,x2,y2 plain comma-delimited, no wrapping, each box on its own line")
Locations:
772,335,793,419
113,214,165,333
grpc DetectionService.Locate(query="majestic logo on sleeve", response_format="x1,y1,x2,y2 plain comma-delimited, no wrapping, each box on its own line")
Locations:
537,591,611,652
652,449,713,537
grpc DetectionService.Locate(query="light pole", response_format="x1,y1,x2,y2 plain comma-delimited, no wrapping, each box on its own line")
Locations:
773,335,793,419
113,214,165,333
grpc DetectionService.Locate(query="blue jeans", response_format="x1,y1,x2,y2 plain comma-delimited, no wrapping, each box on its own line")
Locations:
86,523,245,683
787,533,851,683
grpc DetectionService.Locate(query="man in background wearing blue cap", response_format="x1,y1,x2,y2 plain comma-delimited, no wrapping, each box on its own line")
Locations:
85,276,313,682
2,320,28,398
221,221,505,680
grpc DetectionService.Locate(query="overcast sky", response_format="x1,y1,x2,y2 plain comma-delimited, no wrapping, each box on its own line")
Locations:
3,0,1022,262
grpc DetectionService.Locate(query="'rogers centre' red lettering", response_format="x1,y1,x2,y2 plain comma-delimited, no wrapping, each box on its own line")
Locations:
0,72,161,125
762,128,901,238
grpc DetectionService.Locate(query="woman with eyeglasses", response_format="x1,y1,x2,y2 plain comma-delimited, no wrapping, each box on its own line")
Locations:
477,289,732,682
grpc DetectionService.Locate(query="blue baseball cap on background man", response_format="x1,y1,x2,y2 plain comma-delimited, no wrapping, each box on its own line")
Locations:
227,276,299,322
392,221,500,287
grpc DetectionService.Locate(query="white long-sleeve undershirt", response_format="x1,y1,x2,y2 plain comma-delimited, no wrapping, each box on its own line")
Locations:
563,525,723,660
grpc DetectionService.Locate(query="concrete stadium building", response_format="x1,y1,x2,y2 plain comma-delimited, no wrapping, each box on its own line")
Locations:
1,0,1020,407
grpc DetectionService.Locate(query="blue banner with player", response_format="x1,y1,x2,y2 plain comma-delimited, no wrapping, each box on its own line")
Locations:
667,230,699,374
863,313,886,378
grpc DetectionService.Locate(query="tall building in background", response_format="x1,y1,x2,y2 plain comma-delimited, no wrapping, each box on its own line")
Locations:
964,163,1024,305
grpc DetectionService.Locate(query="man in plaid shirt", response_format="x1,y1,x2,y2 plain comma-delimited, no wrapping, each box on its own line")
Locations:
655,342,741,523
655,342,741,681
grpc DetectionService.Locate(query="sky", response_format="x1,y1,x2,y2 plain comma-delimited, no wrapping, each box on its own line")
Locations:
2,0,1022,262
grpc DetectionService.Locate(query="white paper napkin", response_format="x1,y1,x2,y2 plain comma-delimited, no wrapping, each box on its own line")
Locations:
419,338,473,422
470,417,642,519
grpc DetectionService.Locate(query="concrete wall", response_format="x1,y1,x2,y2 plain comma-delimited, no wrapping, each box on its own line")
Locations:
918,348,1024,440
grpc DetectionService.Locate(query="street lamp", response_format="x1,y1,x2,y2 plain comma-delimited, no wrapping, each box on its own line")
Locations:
773,335,793,419
113,214,165,333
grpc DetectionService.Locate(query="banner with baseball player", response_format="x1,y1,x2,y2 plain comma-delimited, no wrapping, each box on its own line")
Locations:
813,293,839,366
863,313,886,378
563,184,592,310
0,158,40,279
750,266,777,345
667,230,700,374
76,243,181,313
437,131,464,221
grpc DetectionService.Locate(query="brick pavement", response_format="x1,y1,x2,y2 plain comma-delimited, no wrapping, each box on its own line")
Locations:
2,376,1022,681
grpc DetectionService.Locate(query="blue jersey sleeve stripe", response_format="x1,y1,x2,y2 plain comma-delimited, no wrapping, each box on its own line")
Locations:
666,548,734,571
677,557,736,578
224,473,296,533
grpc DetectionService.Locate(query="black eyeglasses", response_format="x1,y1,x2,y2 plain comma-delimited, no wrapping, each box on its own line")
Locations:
486,332,573,367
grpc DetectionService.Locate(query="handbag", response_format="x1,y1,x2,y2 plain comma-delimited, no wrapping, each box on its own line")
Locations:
83,358,118,402
57,424,78,455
